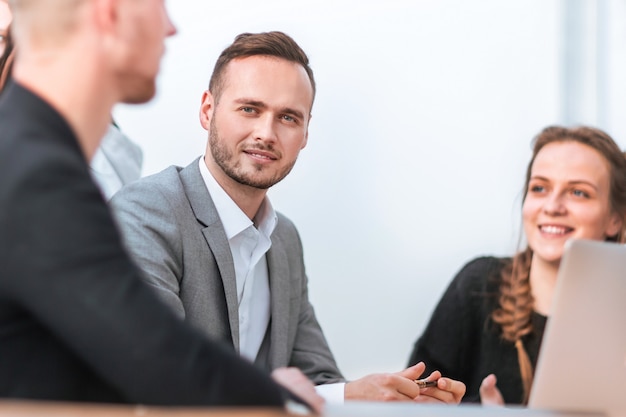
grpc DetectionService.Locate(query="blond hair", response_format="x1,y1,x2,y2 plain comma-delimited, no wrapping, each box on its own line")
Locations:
9,0,86,47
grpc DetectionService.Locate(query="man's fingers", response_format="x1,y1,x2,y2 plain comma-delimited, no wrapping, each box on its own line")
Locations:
272,367,325,413
438,377,466,402
397,362,427,380
412,375,466,404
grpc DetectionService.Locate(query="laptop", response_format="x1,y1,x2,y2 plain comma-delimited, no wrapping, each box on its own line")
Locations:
528,239,626,417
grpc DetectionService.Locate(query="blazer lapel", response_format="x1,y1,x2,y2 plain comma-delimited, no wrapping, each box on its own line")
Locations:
179,158,240,352
266,232,291,369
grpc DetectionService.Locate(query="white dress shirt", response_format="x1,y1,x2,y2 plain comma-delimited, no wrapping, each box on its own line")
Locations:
198,158,273,362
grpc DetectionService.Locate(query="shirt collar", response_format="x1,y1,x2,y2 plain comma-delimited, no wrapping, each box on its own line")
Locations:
198,157,277,240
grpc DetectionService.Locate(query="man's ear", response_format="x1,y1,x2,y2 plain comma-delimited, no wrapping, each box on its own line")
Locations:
301,130,309,150
93,0,117,34
93,0,124,62
199,90,214,131
300,113,311,150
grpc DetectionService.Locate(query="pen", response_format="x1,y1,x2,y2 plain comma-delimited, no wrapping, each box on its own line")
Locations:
414,378,438,388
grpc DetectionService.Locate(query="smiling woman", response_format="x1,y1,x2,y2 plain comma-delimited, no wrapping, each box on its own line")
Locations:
407,125,626,406
522,133,624,275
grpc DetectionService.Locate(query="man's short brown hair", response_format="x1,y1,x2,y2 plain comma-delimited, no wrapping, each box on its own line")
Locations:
209,31,315,105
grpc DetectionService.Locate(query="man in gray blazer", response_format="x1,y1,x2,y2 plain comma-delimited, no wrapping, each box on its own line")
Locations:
112,31,465,404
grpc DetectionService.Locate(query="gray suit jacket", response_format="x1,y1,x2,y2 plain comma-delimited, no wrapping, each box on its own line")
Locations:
91,123,143,200
111,158,344,385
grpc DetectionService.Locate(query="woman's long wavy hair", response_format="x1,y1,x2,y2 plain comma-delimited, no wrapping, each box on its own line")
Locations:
492,125,626,404
0,23,14,91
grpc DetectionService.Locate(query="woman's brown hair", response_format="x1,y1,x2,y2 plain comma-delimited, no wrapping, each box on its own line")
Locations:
0,23,14,91
492,125,626,404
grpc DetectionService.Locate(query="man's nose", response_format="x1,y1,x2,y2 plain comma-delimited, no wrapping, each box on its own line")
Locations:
252,114,278,143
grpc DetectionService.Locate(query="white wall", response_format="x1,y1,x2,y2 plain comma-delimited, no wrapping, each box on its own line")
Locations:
113,0,626,379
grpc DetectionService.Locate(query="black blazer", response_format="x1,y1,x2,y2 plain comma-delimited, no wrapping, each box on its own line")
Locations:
0,81,291,406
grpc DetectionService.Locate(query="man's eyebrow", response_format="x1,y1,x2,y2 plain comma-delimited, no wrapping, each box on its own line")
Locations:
234,98,264,105
280,107,305,120
233,98,305,120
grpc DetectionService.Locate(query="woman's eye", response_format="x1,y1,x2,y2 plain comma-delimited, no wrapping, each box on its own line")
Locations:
530,185,545,193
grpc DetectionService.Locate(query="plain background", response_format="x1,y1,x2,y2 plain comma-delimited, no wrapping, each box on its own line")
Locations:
114,0,626,379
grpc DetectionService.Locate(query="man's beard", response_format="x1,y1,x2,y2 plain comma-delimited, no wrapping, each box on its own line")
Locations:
209,117,297,190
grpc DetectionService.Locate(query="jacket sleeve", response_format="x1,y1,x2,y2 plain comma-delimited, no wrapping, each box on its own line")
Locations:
274,216,345,385
291,278,345,385
110,174,187,319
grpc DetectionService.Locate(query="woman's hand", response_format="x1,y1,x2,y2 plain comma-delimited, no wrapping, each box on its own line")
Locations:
480,374,504,406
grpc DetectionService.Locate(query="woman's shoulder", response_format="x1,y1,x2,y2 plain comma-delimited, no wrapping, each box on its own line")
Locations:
450,255,511,293
461,255,510,273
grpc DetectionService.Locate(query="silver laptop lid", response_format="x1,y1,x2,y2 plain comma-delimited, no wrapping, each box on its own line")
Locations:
528,239,626,417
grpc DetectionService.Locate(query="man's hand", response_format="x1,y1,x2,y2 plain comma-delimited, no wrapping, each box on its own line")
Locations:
345,362,424,401
344,362,466,404
413,370,466,404
479,373,504,406
271,367,325,414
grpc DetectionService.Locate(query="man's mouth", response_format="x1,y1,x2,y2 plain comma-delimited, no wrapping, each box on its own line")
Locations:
244,149,277,161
